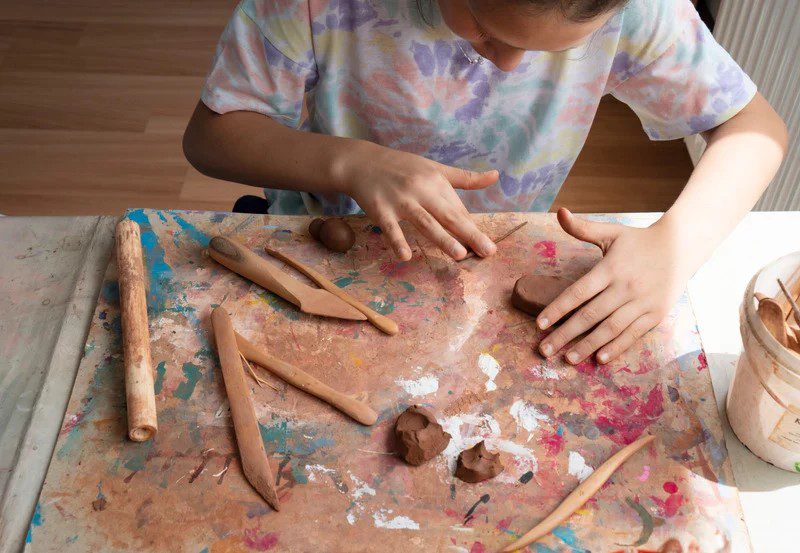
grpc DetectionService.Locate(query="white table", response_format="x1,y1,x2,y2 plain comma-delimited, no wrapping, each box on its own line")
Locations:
0,212,798,552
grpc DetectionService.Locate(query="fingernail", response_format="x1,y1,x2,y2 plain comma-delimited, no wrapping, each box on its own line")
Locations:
540,343,553,357
537,317,549,329
597,352,609,363
481,238,497,255
566,351,579,364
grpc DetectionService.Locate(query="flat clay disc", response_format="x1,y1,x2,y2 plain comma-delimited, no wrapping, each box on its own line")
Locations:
511,275,572,318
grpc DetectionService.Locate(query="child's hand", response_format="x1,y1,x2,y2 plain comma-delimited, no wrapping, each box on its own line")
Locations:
537,208,692,364
339,142,499,261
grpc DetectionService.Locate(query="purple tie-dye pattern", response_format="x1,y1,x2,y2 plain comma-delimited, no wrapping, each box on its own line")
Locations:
202,0,757,215
410,41,435,77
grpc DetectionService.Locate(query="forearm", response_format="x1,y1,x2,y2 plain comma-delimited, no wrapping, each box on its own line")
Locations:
183,101,368,194
658,93,789,271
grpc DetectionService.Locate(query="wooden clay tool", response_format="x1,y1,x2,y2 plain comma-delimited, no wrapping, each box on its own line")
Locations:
235,332,378,425
776,265,800,321
211,307,280,510
208,236,366,321
460,221,528,261
115,220,158,442
264,246,399,335
501,434,655,552
777,278,800,327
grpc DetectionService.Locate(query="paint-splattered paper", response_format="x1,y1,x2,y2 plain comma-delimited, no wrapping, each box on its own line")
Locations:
28,210,748,552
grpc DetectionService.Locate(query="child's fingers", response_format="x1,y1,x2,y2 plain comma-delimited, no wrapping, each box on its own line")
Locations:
556,207,620,252
537,267,610,330
561,301,642,364
403,202,468,260
426,193,496,258
375,211,412,261
538,287,623,358
595,313,659,364
439,165,499,190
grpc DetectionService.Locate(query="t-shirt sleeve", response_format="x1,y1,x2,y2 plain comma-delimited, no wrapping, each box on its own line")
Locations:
201,0,317,128
606,0,757,140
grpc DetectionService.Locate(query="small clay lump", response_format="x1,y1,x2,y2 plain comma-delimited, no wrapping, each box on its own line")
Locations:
455,440,504,483
308,217,355,253
395,405,451,466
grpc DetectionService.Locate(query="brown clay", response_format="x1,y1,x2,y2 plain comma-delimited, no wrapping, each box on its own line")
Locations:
308,218,324,240
511,275,573,318
395,405,451,466
315,218,355,253
455,441,504,483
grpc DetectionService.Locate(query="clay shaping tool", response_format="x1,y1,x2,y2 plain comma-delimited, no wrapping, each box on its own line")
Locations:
777,278,800,327
211,307,280,510
755,292,789,347
264,246,399,335
500,434,655,552
459,221,528,261
208,235,366,321
776,265,800,321
235,332,378,425
115,220,158,442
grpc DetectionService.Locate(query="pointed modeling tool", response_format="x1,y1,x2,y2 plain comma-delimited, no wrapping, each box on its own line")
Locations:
211,307,280,510
208,235,366,321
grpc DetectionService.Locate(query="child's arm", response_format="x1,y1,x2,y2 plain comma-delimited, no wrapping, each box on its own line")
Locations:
184,102,498,261
535,92,788,363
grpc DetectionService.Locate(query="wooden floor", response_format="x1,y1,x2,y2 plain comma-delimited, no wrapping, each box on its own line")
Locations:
0,0,693,216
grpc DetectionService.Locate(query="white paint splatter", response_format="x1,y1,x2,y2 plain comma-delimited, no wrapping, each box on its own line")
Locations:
528,365,560,379
346,512,357,525
509,400,549,432
350,473,376,500
305,464,336,483
372,509,420,530
478,353,500,391
395,374,439,397
568,451,594,482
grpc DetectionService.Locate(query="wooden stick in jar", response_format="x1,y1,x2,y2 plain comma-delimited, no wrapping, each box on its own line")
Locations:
115,219,158,442
211,307,280,510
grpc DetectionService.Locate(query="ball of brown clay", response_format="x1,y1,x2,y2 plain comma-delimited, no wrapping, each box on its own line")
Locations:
659,539,683,553
318,218,355,253
395,405,452,466
511,275,573,318
455,440,504,483
308,218,324,240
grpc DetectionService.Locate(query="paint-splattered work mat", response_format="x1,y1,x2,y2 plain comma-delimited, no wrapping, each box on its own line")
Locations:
28,210,748,552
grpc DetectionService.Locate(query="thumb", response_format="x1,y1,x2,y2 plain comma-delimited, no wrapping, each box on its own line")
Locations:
440,165,499,190
556,207,619,251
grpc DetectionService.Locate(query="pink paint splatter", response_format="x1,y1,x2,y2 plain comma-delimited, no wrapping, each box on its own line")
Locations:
469,542,486,553
60,412,85,435
496,517,513,532
379,260,412,278
650,493,685,518
663,481,678,494
593,385,664,445
539,430,565,456
534,240,557,266
638,465,651,482
243,529,279,551
697,352,708,371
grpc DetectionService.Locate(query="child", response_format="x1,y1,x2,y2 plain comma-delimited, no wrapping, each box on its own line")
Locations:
184,0,787,363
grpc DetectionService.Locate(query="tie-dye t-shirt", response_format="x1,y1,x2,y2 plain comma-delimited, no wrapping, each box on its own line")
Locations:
201,0,756,215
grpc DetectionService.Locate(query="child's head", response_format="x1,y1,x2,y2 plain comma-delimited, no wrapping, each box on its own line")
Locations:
436,0,627,70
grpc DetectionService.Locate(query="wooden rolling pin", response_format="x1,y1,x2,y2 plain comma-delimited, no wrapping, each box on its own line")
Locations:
115,219,157,442
211,307,280,510
235,332,378,425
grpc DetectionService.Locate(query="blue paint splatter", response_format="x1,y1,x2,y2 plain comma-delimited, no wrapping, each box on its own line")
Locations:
552,525,585,551
171,212,209,247
25,503,43,543
174,363,202,400
126,209,173,314
153,361,167,394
